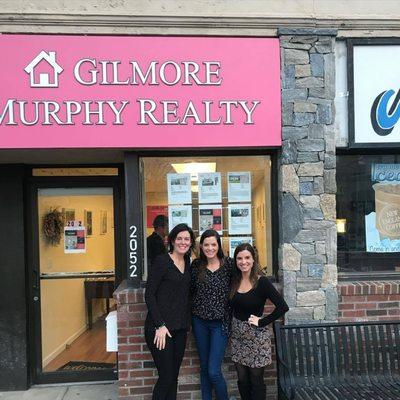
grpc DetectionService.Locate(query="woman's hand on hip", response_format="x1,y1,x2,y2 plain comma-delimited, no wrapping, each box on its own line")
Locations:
248,314,260,327
154,326,172,350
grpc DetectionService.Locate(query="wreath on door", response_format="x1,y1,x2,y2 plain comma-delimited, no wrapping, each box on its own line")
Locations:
42,208,64,246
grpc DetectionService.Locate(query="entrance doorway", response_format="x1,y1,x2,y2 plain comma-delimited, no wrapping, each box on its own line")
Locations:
28,173,123,384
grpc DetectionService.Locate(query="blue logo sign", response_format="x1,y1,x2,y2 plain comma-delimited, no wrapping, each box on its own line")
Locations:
370,89,400,136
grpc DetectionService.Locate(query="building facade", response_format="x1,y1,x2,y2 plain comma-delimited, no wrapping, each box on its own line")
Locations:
1,1,400,398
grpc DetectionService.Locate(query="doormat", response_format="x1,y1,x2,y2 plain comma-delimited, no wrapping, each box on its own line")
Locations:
58,361,116,371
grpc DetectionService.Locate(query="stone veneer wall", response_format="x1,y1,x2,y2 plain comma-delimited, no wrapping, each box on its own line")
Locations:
278,28,338,323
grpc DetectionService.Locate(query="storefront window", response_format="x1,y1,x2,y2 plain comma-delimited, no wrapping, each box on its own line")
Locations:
141,155,273,276
337,154,400,274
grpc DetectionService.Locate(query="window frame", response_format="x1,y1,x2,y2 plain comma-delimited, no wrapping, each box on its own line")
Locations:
337,148,400,281
124,148,280,286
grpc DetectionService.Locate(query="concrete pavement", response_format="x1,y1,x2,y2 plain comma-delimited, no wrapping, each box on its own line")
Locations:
0,382,118,400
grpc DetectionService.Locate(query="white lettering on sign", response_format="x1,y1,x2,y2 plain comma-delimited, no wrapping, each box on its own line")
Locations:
0,100,130,125
0,56,262,127
73,59,222,86
136,99,260,125
129,225,138,278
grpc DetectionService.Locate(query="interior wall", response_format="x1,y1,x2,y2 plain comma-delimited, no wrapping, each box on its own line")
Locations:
252,178,267,271
38,193,115,272
0,166,28,390
38,192,115,365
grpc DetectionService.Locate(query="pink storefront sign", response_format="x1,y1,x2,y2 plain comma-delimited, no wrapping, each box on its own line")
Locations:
0,35,281,149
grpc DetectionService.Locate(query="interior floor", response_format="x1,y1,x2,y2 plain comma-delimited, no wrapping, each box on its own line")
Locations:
44,317,117,372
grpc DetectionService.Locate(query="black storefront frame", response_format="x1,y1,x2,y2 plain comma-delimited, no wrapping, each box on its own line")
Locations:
337,148,400,281
26,168,125,385
339,37,400,280
123,149,281,288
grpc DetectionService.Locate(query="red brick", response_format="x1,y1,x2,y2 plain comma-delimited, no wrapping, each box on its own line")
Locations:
342,310,366,317
380,316,400,321
378,301,399,308
389,309,400,315
366,309,387,316
119,370,128,379
339,303,354,310
130,386,153,395
342,295,367,303
180,366,200,375
129,369,154,378
119,344,142,353
355,302,376,310
143,378,158,385
128,336,146,344
365,295,389,301
388,294,400,300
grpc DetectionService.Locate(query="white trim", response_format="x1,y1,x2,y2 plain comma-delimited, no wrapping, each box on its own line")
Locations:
42,324,87,368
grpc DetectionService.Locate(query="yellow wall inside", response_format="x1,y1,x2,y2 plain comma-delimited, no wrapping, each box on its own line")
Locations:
38,190,115,365
252,176,273,275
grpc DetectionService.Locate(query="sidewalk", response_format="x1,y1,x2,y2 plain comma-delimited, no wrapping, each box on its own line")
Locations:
0,382,118,400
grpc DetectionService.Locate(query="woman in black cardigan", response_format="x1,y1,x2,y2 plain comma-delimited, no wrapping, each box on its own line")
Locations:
145,223,196,400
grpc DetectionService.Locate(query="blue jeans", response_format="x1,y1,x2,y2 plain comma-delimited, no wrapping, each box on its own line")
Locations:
192,316,229,400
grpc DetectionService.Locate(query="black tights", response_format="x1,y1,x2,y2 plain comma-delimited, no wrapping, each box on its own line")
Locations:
235,363,265,386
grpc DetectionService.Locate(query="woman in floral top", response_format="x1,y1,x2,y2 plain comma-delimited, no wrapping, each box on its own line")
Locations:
191,229,232,400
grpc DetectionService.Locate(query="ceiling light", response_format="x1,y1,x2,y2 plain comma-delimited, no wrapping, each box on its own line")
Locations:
172,162,216,181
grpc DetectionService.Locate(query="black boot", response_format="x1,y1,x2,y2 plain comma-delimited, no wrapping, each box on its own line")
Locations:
252,383,266,400
237,381,252,400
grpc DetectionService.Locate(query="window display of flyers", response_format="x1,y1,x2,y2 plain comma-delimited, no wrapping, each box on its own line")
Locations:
168,205,193,231
228,204,252,235
198,172,222,204
167,173,192,204
227,172,252,202
229,237,253,257
64,223,86,254
199,205,223,235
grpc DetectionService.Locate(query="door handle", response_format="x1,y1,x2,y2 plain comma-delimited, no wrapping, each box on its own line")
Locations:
33,296,39,302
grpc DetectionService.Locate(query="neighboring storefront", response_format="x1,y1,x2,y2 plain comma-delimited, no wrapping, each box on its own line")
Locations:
336,39,400,321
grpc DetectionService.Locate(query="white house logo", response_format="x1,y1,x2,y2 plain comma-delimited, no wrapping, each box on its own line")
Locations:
370,89,400,136
24,51,63,88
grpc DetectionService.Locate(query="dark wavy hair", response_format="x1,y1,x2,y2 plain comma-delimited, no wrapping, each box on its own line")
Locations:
197,229,225,281
229,242,261,299
167,223,196,257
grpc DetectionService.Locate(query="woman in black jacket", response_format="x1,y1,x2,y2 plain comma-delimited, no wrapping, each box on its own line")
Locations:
230,243,289,400
145,223,196,400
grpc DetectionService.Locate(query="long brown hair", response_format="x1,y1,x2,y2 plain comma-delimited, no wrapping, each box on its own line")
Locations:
197,229,224,281
229,243,261,299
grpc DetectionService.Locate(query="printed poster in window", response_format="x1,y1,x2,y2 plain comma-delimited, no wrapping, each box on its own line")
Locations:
168,205,192,231
227,172,251,202
365,163,400,252
229,237,253,257
167,173,192,204
199,205,223,235
64,222,86,254
228,204,252,235
198,172,222,204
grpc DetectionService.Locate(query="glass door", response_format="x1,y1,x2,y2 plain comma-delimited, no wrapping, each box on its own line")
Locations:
31,185,119,383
